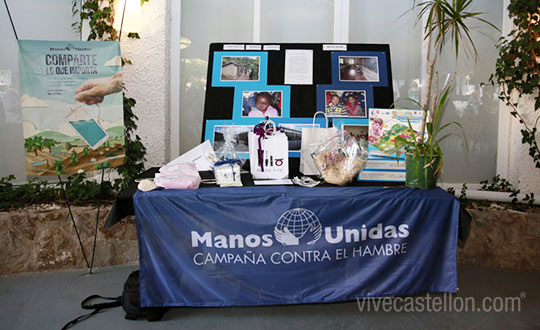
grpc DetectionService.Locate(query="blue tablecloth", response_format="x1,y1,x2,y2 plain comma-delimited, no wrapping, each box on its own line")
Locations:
134,186,459,307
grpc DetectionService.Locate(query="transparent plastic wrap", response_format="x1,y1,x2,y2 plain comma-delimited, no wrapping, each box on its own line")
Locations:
311,132,368,186
211,127,245,186
214,127,244,164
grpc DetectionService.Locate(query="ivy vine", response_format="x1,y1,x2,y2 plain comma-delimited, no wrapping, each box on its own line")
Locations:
72,0,148,189
490,0,540,168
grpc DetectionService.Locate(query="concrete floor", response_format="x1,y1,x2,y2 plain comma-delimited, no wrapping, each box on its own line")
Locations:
0,265,539,330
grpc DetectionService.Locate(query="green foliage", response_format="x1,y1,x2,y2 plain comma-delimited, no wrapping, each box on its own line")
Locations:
413,0,498,59
96,160,110,170
55,159,66,175
79,1,117,41
523,192,535,206
0,174,116,211
490,0,540,168
460,182,468,202
480,174,513,192
395,86,467,174
0,175,59,210
63,173,116,204
480,175,536,205
115,96,147,189
82,147,89,158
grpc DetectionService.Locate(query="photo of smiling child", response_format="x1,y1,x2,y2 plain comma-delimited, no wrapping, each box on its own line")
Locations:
242,91,282,117
324,90,367,118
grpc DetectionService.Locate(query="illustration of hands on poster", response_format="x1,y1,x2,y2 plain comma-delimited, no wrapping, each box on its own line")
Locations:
18,40,124,176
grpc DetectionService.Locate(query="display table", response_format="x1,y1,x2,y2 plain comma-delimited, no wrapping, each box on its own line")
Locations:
134,185,459,307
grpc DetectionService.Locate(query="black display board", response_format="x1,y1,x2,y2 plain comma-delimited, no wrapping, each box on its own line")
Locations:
201,43,393,142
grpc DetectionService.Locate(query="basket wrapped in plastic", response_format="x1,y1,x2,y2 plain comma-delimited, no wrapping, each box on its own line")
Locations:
311,132,368,186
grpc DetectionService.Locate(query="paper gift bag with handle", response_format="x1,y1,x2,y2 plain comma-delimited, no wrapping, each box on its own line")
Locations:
248,120,289,180
300,111,338,175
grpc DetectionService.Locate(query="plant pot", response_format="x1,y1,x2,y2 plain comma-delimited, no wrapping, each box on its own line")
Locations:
405,153,440,189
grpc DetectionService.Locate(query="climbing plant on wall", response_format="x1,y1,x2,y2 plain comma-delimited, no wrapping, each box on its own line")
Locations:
490,0,540,168
72,0,148,189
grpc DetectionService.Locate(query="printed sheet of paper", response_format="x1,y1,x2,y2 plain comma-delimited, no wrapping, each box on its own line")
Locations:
253,179,293,185
284,49,313,85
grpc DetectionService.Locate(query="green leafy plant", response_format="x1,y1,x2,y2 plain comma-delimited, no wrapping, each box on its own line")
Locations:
480,175,536,205
395,86,466,176
55,158,66,175
0,174,116,211
460,182,468,202
480,174,513,192
490,0,540,168
399,1,497,177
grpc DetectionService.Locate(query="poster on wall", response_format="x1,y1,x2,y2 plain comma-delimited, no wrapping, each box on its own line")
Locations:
359,108,424,182
18,40,125,176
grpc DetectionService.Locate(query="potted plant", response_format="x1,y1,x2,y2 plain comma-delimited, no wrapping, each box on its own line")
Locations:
490,0,540,168
396,0,498,189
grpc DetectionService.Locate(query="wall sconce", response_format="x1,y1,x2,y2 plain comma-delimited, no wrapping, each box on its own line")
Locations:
113,0,142,37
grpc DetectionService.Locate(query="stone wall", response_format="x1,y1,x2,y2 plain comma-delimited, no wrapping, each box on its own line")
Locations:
0,205,138,275
458,207,540,271
1,205,539,275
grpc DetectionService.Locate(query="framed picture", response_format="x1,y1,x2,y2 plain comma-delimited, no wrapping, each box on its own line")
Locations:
331,51,389,86
232,85,291,120
204,117,327,158
317,85,373,120
211,51,268,87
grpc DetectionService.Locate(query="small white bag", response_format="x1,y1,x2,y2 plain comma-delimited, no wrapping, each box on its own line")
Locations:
300,111,339,175
248,120,289,180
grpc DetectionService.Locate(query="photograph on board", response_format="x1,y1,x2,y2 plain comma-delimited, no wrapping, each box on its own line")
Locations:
221,56,260,81
343,124,369,145
338,56,379,82
242,91,282,117
212,125,253,154
324,90,367,117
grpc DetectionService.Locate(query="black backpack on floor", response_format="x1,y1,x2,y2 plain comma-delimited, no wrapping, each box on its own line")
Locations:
121,270,169,321
61,270,169,329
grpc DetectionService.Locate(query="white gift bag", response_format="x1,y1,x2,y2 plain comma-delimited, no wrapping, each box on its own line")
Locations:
248,121,289,180
300,111,338,175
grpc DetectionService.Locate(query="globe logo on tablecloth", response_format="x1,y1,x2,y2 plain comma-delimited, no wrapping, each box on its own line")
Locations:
274,208,322,246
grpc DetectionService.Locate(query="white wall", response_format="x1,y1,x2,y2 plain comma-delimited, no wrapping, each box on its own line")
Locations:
506,95,540,195
120,0,170,167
